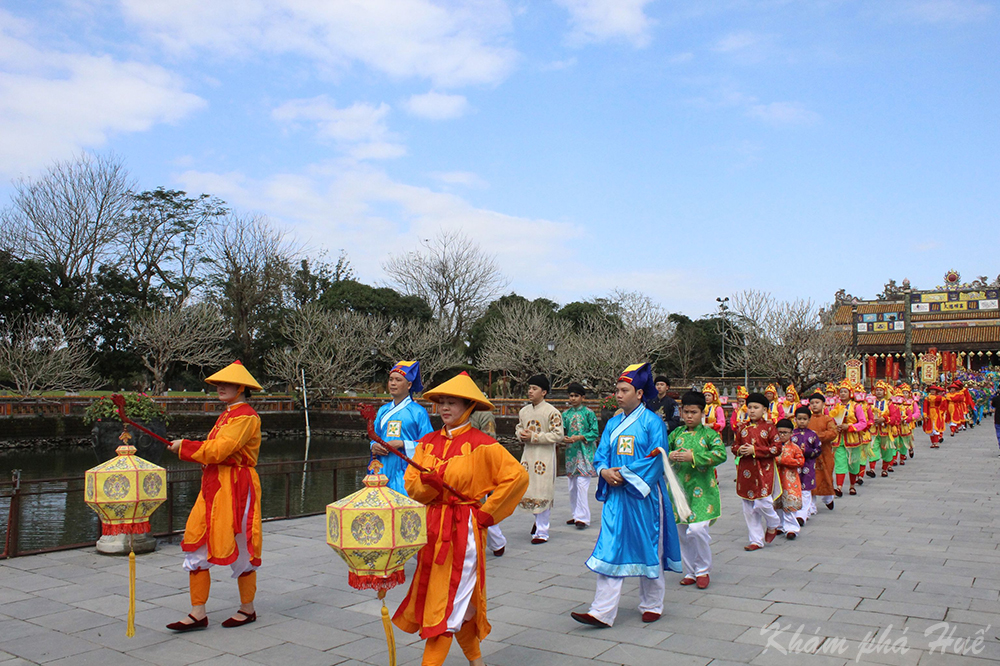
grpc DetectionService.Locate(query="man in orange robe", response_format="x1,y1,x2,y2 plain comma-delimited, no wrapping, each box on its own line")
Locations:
393,373,528,666
924,385,948,447
807,393,838,511
166,360,263,631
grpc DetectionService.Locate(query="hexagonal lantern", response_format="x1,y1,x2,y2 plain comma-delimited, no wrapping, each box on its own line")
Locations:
327,460,427,592
86,442,167,536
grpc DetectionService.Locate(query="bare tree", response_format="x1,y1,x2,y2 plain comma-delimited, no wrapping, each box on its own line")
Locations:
208,213,294,359
129,304,231,394
266,305,379,395
667,326,706,386
719,290,847,388
374,318,465,386
382,229,508,344
477,299,571,392
6,153,135,289
0,314,100,397
604,289,673,336
123,188,228,308
557,313,668,394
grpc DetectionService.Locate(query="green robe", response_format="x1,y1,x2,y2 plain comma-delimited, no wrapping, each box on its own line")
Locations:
667,424,727,524
562,404,599,477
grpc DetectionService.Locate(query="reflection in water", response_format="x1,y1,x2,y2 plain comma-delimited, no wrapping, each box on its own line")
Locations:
0,436,373,554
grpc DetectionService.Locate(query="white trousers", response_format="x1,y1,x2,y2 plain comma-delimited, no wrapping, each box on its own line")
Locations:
567,476,591,525
183,487,256,578
815,493,834,507
795,490,815,521
589,574,664,626
781,510,800,535
486,524,506,552
742,498,781,547
533,509,551,541
676,520,712,579
446,516,479,633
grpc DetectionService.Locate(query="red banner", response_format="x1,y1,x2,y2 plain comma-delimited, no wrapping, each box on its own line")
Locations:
892,359,900,381
867,356,877,379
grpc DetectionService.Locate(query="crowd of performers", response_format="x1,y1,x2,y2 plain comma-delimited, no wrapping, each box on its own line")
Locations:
159,357,999,665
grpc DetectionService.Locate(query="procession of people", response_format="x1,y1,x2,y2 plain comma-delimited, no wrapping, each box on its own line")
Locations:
160,355,998,666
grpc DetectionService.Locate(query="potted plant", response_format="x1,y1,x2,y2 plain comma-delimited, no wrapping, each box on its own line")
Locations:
599,394,618,422
85,393,170,465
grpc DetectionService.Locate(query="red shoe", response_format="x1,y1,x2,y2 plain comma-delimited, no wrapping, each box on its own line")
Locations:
566,519,576,525
641,612,661,623
695,575,710,589
571,612,610,628
764,530,777,544
221,610,256,628
744,543,762,551
493,547,505,557
575,521,588,529
786,532,796,540
679,577,696,586
881,471,889,478
531,537,547,545
167,614,208,632
849,487,857,495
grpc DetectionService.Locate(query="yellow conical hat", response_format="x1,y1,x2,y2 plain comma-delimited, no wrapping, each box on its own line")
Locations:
422,372,493,411
205,360,262,391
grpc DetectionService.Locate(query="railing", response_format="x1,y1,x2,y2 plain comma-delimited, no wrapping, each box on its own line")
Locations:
0,456,372,560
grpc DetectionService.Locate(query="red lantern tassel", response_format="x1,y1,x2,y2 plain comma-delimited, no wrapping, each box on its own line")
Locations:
349,570,406,592
102,522,151,536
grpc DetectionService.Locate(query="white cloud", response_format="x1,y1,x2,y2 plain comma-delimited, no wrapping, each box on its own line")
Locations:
746,100,820,125
119,0,518,88
271,96,406,159
405,92,469,120
0,13,205,177
554,0,657,48
540,57,578,71
668,52,694,64
897,0,993,23
174,162,583,289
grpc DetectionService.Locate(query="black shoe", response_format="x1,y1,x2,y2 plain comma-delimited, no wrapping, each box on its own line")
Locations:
167,614,208,632
493,547,505,557
866,470,876,478
796,517,805,527
825,501,835,510
566,519,576,525
834,488,843,498
786,532,796,540
888,466,894,473
909,450,914,458
575,521,587,529
531,523,536,535
856,478,864,486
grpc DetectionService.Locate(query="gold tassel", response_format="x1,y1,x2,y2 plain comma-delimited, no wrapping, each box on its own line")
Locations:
126,544,136,637
378,589,396,666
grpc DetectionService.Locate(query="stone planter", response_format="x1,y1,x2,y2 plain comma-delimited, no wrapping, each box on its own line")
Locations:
91,419,167,465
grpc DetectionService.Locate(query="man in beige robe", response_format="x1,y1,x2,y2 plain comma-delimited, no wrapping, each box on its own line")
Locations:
516,374,564,544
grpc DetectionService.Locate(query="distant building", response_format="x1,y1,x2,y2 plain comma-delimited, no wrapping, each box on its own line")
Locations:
831,271,1000,380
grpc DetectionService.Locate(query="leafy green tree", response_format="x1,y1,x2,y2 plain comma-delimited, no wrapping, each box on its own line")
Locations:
318,279,432,321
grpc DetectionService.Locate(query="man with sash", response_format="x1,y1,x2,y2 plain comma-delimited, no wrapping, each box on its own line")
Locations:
371,361,435,495
870,381,901,478
571,363,682,628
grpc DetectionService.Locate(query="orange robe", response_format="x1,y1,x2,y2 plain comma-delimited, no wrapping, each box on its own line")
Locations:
179,403,263,566
947,392,967,424
923,395,948,433
808,414,838,497
394,426,528,641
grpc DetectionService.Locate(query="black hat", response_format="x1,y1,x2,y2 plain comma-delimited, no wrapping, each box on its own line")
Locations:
746,392,768,408
654,375,671,386
527,375,550,393
680,391,706,408
808,393,825,402
567,382,586,397
794,406,812,417
776,418,794,430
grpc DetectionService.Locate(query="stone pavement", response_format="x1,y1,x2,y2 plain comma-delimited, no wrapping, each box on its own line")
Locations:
2,425,1000,665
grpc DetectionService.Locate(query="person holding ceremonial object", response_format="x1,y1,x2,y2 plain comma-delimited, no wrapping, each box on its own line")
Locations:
571,362,683,628
370,361,434,495
393,372,528,666
166,361,263,631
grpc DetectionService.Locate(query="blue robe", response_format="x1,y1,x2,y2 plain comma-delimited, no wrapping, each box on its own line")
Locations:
371,396,434,495
586,403,682,579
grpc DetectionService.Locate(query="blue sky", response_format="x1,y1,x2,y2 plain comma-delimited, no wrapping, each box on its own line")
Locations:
1,0,998,317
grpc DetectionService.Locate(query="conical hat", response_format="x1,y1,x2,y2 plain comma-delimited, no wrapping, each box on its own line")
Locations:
205,360,262,391
423,372,493,411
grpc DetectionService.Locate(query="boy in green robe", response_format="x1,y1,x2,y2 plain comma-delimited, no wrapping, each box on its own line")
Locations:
667,391,728,589
562,382,600,528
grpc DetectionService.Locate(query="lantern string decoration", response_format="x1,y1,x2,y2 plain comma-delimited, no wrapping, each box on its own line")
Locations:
111,393,172,447
84,429,167,637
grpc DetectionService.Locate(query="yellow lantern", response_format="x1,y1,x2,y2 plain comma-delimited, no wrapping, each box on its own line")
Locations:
326,459,427,590
85,436,166,637
327,459,427,665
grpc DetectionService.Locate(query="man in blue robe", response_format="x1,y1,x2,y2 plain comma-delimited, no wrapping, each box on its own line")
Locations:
371,361,435,495
571,362,682,628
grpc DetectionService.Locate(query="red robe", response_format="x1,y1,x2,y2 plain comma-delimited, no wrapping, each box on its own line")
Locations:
923,395,948,433
732,420,782,501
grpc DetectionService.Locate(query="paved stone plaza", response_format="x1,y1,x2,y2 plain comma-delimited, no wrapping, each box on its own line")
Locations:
2,425,999,665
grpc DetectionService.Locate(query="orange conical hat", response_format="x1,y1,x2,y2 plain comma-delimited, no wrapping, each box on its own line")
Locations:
205,360,262,391
423,372,493,411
